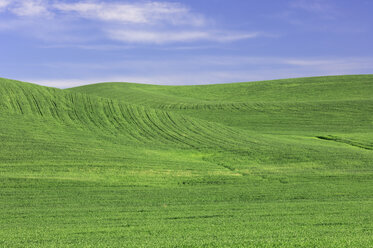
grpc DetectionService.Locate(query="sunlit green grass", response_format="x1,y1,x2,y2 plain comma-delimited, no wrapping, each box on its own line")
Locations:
0,75,372,247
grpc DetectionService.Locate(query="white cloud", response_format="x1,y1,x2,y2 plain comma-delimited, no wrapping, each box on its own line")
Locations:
0,0,260,44
107,29,259,44
7,0,51,17
0,0,10,11
108,30,207,44
54,2,148,24
53,1,205,26
217,32,261,42
283,58,373,72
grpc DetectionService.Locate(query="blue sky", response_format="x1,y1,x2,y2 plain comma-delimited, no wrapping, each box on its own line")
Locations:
0,0,372,87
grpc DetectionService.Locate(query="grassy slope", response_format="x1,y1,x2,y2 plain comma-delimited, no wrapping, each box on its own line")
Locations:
1,76,373,247
70,75,373,134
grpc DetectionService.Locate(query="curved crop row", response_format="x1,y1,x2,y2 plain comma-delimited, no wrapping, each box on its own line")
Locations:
0,78,253,149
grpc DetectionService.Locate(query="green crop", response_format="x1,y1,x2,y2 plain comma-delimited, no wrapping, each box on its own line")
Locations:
0,75,372,247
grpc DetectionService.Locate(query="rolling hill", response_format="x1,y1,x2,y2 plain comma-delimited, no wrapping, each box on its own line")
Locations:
69,75,373,133
0,75,372,247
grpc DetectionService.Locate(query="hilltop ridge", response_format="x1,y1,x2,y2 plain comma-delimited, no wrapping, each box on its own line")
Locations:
69,75,373,133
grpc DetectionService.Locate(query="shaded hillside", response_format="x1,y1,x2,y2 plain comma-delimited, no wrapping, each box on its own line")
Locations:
0,78,255,149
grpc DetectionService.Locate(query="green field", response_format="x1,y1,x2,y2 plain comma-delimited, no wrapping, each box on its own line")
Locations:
1,75,373,247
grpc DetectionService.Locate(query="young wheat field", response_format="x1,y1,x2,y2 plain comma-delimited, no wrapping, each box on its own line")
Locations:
0,75,372,247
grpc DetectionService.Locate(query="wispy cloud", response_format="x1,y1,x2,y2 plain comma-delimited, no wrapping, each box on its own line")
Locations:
17,56,373,87
53,1,205,26
9,0,52,17
269,0,344,31
289,0,339,19
0,0,11,10
107,29,260,44
0,0,262,44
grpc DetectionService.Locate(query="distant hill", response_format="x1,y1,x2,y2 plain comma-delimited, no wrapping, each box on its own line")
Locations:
69,75,373,133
